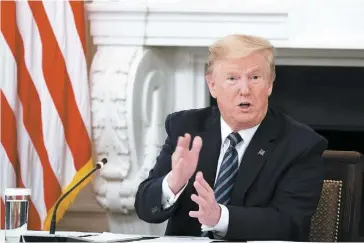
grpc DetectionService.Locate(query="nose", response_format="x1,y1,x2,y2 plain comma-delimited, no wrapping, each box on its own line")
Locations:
239,79,250,95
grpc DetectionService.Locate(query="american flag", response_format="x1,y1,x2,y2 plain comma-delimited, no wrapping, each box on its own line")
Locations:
0,0,93,230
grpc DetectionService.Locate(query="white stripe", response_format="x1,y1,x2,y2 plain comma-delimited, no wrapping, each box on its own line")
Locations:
0,31,17,210
0,29,47,226
216,183,235,202
16,1,77,189
214,167,238,196
0,33,17,109
0,145,17,202
43,1,91,137
16,104,48,226
215,156,236,185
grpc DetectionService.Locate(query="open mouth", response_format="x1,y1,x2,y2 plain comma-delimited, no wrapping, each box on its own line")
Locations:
238,102,251,108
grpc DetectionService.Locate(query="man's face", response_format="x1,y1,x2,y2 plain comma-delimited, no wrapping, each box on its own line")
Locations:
207,52,273,130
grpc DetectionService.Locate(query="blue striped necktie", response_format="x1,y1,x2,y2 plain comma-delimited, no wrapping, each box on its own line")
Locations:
214,132,242,205
201,132,242,237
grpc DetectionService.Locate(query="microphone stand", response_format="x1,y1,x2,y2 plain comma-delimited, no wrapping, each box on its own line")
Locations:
49,166,99,234
20,158,107,242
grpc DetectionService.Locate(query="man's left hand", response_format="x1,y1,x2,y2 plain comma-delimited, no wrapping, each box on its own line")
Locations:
189,172,221,227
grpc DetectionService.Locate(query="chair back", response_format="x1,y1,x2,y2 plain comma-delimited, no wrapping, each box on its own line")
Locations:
309,150,363,242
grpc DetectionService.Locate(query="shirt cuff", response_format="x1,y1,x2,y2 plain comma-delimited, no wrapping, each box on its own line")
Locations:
201,204,229,237
161,172,188,209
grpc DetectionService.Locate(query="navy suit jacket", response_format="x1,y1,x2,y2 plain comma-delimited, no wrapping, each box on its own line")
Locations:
135,106,328,241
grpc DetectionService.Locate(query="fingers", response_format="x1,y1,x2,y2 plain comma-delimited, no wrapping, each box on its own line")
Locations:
189,210,202,218
172,134,191,163
193,179,209,198
196,172,214,194
180,133,191,148
191,136,203,155
191,194,207,208
175,134,201,154
176,134,190,152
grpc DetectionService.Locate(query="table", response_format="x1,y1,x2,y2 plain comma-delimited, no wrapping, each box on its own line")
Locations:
1,230,289,242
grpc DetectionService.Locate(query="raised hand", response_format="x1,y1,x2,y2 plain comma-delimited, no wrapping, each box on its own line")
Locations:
167,133,203,194
189,172,221,227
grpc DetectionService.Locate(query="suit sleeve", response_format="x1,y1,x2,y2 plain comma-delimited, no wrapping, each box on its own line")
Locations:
224,138,327,241
134,114,181,223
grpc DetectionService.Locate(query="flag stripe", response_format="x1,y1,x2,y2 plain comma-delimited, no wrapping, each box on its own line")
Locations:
1,92,18,171
0,2,18,181
1,199,5,229
1,0,62,212
1,0,92,230
17,103,47,228
0,96,42,229
0,5,20,229
0,143,16,230
28,1,91,171
1,24,44,229
0,12,17,226
15,173,41,230
43,0,91,138
0,93,22,190
28,198,42,229
17,1,77,189
68,1,86,56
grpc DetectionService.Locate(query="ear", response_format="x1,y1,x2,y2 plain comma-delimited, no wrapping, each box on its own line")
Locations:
206,73,217,99
267,80,273,96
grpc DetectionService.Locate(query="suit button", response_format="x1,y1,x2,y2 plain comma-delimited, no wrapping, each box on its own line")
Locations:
151,206,159,214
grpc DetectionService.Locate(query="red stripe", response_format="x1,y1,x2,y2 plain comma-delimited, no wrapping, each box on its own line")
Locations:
1,1,62,213
27,199,42,230
0,92,22,188
28,1,91,171
0,94,42,229
0,2,20,228
68,0,86,55
1,199,4,229
0,92,19,178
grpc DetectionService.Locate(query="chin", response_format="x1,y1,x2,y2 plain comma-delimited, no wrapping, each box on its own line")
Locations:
234,114,259,128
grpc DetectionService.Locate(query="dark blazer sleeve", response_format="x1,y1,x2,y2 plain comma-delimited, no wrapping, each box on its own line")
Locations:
224,137,327,241
134,114,180,223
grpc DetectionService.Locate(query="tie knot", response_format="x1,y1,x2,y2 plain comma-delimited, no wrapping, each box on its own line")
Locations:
227,132,242,147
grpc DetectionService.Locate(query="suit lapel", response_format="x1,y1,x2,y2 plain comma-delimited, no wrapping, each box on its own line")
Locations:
230,108,280,204
194,106,222,188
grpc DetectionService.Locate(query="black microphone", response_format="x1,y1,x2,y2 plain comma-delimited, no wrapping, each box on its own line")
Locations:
49,158,107,235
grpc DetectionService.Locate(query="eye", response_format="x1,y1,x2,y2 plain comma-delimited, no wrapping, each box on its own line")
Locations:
227,76,238,81
251,75,260,80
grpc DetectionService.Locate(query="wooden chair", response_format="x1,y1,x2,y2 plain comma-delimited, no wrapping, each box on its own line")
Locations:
309,150,363,242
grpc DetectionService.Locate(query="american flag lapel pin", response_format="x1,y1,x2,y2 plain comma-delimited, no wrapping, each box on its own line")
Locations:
258,149,266,156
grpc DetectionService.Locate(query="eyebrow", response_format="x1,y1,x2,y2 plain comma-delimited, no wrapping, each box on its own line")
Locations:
224,72,241,78
225,71,240,75
246,67,262,73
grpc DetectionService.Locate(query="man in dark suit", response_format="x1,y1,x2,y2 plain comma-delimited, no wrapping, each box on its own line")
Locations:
134,34,328,241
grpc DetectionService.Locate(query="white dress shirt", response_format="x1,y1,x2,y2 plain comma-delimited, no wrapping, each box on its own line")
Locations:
161,116,260,237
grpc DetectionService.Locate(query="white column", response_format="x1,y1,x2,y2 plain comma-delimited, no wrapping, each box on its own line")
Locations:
90,45,172,234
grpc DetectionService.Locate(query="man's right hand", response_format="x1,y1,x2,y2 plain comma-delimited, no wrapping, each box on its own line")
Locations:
167,133,203,194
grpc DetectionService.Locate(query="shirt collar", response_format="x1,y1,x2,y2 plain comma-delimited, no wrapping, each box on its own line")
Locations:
220,116,260,146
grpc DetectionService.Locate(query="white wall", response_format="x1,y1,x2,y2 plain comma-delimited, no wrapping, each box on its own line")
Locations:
287,0,364,49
